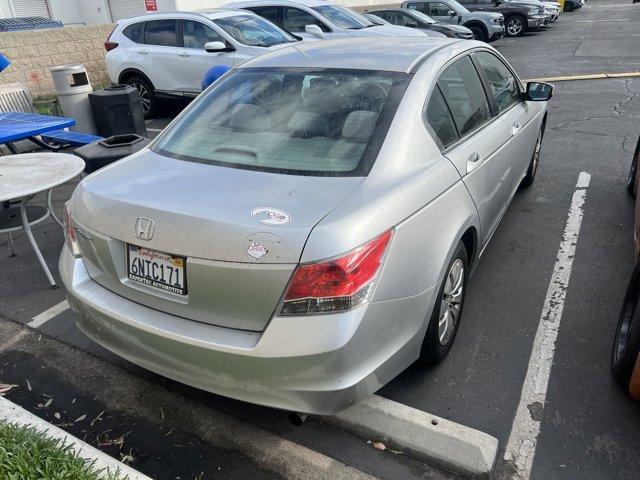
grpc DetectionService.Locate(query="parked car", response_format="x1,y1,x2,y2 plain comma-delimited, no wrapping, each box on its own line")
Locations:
224,0,443,40
401,0,504,42
61,37,552,415
613,134,640,400
454,0,549,36
534,0,562,21
368,8,475,39
104,10,300,118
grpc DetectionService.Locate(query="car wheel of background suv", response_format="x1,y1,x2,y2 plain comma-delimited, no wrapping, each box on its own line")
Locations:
419,241,468,365
124,75,157,119
465,22,488,42
505,15,526,37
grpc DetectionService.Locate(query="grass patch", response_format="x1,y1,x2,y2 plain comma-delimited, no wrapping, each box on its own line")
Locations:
0,422,125,480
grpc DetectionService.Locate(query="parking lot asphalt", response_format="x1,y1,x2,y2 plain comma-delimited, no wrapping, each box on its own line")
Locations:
2,1,640,479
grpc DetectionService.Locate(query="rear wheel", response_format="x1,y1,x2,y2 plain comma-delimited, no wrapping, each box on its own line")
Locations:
419,242,468,365
611,263,640,397
124,75,157,119
505,15,526,37
466,23,488,42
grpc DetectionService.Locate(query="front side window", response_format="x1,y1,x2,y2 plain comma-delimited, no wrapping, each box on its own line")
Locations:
144,19,178,47
425,86,459,149
246,6,281,25
474,52,521,113
182,20,224,49
283,7,329,32
152,68,410,176
214,15,296,47
427,2,455,16
312,5,373,29
437,56,491,136
123,22,143,43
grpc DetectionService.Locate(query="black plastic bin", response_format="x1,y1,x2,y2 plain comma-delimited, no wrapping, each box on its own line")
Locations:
74,134,151,174
89,84,148,138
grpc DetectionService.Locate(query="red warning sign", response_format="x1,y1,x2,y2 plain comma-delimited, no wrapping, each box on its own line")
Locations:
145,0,158,11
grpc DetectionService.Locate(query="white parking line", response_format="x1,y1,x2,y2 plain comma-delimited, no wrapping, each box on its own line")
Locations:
504,172,591,479
28,300,69,328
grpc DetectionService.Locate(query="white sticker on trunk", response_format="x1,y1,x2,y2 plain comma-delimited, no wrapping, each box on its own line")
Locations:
251,207,291,225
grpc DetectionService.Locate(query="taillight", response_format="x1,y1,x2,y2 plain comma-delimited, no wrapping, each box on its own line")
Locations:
63,201,81,257
104,41,119,52
278,229,393,316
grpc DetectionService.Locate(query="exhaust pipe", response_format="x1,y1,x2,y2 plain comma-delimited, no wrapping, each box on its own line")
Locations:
288,412,308,426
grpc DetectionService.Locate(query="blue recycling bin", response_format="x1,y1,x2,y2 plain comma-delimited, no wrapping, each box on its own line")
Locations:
0,54,10,73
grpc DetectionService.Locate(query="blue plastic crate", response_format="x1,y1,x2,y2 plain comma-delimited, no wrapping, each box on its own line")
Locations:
0,17,63,32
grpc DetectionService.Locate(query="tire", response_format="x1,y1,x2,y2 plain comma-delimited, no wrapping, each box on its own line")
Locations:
564,1,575,11
419,241,468,365
520,125,544,189
505,15,526,37
124,75,157,119
627,136,640,197
466,23,488,42
611,262,640,396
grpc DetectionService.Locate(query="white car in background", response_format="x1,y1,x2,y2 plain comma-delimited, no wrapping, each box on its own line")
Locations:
104,10,300,117
223,0,444,40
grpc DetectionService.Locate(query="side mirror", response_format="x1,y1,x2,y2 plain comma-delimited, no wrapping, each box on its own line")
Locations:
205,41,230,53
448,10,457,16
304,24,325,39
525,82,553,101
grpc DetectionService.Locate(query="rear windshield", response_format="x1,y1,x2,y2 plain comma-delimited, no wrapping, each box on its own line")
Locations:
152,68,410,176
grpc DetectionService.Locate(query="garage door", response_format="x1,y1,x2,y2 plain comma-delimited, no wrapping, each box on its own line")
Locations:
108,0,146,21
10,0,51,18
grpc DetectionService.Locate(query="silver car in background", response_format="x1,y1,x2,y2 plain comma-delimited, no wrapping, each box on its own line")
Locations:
61,37,552,415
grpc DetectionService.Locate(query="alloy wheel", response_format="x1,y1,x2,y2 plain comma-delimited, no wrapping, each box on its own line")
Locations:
506,17,523,36
615,285,636,364
438,259,465,346
133,82,151,113
531,130,542,177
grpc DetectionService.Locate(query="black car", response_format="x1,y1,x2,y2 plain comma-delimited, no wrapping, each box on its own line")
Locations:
367,8,475,39
456,0,548,36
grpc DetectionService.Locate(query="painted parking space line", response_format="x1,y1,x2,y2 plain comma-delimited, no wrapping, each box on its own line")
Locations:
504,172,591,479
28,300,69,329
525,72,640,82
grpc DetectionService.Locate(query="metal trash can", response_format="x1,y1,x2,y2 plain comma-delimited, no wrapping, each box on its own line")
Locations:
73,134,151,174
89,84,147,138
50,64,96,134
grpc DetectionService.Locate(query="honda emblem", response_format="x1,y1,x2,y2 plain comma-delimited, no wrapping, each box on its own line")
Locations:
134,217,155,241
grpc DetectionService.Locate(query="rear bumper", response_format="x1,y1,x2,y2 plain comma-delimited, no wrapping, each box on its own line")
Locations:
60,248,434,415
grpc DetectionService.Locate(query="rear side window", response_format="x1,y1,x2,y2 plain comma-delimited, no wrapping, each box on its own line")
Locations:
474,52,521,113
437,56,491,137
123,22,143,43
144,19,178,47
425,87,459,149
152,68,410,176
246,6,281,25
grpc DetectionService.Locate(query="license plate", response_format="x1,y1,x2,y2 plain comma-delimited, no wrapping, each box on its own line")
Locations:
126,244,187,295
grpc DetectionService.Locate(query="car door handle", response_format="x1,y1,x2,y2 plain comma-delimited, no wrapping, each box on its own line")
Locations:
178,52,191,57
467,152,483,173
512,121,521,135
137,49,149,55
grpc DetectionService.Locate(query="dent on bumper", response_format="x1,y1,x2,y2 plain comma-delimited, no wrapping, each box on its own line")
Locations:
59,248,434,414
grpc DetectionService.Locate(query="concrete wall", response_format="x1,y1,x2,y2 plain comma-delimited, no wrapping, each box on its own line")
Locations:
0,24,115,98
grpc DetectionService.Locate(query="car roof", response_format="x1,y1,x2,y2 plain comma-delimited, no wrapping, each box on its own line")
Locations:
238,36,463,73
116,9,249,24
224,0,340,8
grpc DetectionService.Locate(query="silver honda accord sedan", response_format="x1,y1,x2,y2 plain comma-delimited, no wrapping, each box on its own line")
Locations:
60,37,552,415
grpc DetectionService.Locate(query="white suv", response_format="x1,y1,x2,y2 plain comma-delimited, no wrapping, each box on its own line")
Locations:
104,10,300,117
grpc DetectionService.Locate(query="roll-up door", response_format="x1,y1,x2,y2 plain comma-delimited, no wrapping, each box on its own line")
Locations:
10,0,51,18
108,0,146,21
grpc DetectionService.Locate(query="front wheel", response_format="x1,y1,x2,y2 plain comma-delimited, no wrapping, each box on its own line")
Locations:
419,242,468,365
520,126,543,189
611,263,640,399
505,15,526,37
467,24,488,42
627,135,640,196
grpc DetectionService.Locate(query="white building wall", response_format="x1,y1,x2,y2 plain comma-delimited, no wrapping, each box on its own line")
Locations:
0,0,13,18
48,0,83,24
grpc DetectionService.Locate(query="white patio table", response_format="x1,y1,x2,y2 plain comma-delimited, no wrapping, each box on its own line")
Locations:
0,153,85,288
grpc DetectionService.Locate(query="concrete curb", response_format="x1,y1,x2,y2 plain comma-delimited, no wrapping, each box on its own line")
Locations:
0,396,152,480
324,395,498,479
